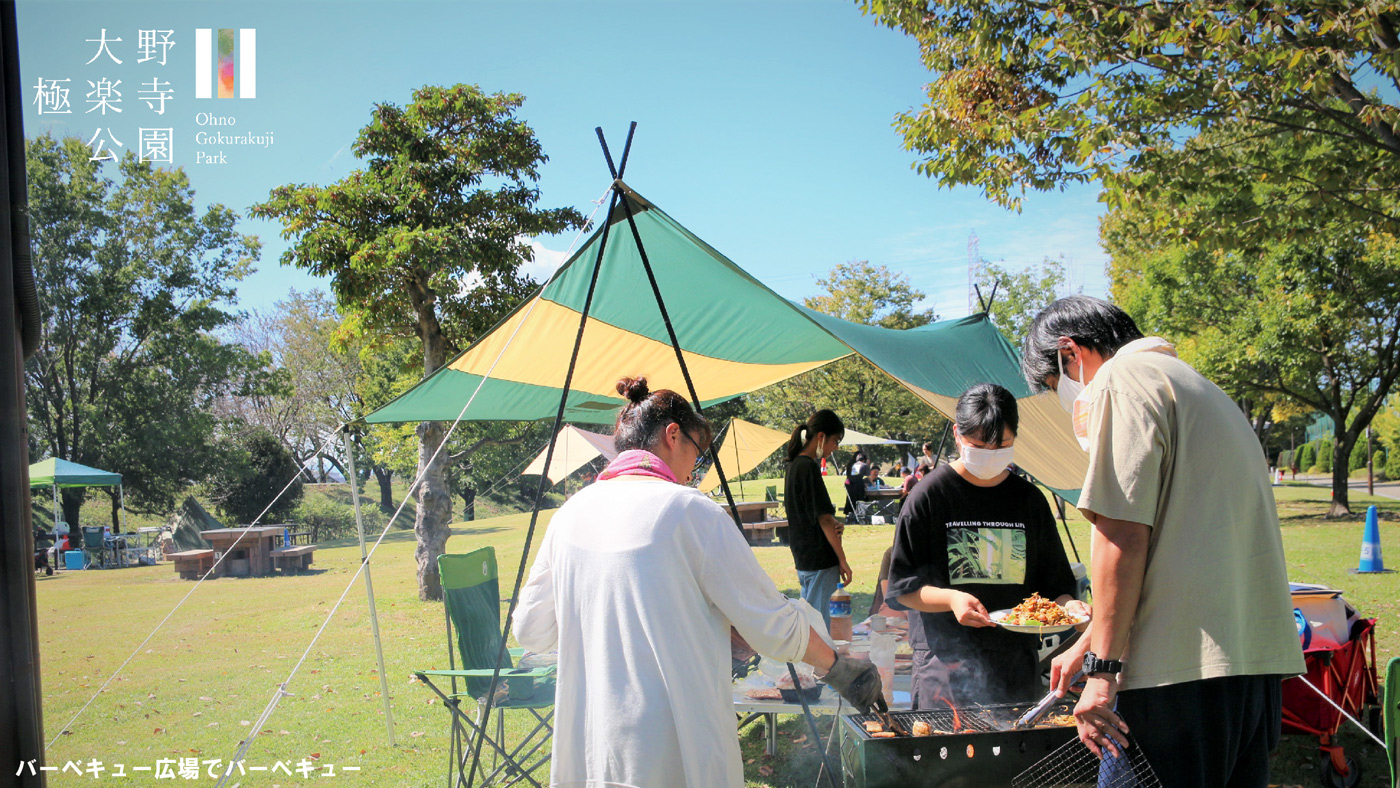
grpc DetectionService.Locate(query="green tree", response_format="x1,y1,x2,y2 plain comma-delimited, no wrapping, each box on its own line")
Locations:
208,428,305,524
747,261,946,469
25,135,265,530
251,85,585,600
974,256,1069,345
859,1,1400,237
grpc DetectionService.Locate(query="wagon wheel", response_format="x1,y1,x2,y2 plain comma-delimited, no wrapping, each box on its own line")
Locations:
1319,754,1361,788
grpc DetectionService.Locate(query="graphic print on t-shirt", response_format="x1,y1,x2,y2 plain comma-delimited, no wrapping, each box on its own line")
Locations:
946,521,1027,585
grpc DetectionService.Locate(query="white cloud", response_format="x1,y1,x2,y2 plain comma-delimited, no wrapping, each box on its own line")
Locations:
519,239,571,284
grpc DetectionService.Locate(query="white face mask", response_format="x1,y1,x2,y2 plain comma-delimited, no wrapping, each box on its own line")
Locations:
959,441,1015,480
1056,348,1086,415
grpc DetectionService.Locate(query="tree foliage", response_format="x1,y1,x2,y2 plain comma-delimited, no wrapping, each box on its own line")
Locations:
207,428,305,525
974,256,1070,345
860,1,1400,235
251,85,585,600
24,135,265,529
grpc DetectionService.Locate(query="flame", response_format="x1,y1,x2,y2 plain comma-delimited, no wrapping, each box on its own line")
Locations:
931,689,962,732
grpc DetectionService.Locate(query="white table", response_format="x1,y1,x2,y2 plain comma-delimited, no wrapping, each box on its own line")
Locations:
734,673,912,756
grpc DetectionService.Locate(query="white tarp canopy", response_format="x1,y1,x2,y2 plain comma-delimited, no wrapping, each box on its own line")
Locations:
521,426,617,484
841,428,912,446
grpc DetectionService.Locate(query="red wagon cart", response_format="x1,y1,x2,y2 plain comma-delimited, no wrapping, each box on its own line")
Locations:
1281,583,1382,788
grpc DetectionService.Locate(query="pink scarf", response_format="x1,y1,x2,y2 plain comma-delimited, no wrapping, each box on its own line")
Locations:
596,449,679,484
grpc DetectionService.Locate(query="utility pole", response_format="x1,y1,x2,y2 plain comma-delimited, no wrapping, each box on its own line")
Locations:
1367,426,1374,497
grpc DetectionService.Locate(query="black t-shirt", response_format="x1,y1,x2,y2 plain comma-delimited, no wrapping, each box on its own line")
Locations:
784,455,838,572
885,464,1076,658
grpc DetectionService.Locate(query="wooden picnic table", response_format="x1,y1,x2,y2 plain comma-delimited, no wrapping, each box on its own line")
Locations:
200,527,284,577
723,500,780,523
865,486,901,500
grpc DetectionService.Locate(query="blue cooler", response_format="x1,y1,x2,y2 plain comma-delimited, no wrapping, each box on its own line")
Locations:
64,551,85,570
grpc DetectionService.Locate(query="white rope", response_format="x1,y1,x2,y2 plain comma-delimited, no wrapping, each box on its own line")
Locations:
1290,675,1387,748
46,429,342,751
213,184,613,784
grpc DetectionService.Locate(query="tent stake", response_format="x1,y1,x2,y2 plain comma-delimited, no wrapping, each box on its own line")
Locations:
466,124,631,788
342,425,396,746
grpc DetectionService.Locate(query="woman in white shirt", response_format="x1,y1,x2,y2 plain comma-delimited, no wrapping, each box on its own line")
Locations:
515,377,880,788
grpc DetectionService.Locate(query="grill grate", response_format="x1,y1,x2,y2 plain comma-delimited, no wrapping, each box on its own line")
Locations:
847,708,1001,736
1014,735,1163,788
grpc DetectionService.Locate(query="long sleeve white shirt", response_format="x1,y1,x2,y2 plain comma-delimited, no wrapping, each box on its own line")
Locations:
514,478,811,788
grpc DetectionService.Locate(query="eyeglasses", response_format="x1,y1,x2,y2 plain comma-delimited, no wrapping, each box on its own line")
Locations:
680,429,709,477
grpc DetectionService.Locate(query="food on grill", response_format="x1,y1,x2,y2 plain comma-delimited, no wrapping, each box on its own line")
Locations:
911,721,932,737
870,731,897,738
863,721,885,733
1042,713,1076,727
1004,593,1076,626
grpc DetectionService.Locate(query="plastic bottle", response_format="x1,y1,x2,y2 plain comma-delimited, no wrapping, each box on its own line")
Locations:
871,631,896,704
829,583,852,641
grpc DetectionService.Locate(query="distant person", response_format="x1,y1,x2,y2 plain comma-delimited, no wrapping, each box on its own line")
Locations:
921,441,937,467
1024,295,1302,784
844,451,870,515
784,410,854,627
865,464,886,490
898,467,916,501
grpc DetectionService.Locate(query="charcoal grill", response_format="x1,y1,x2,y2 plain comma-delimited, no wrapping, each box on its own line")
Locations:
840,702,1080,788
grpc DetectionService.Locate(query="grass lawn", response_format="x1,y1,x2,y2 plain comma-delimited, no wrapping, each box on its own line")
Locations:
35,479,1397,787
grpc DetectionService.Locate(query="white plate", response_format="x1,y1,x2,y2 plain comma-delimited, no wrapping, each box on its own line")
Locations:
989,608,1089,634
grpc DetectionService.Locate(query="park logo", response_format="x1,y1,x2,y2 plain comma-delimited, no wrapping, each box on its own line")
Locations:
194,29,255,99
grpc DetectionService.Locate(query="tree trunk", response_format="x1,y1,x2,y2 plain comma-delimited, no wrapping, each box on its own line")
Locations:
461,484,475,522
61,488,83,530
109,491,121,533
413,419,452,601
373,465,394,513
1327,435,1355,518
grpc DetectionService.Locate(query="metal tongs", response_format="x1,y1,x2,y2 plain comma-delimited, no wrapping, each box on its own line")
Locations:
1012,670,1083,729
871,695,909,736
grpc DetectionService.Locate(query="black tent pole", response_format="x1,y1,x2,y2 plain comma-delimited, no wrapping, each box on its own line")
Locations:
609,128,838,787
608,142,744,530
931,420,951,469
463,133,627,788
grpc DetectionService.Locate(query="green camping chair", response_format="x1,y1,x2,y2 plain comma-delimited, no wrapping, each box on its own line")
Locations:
1385,656,1398,787
415,549,556,788
79,526,106,569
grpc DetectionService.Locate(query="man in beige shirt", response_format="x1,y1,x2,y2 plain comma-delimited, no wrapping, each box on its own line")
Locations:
1022,296,1303,788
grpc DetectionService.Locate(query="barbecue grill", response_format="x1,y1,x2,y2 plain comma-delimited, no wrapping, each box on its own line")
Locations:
840,702,1080,788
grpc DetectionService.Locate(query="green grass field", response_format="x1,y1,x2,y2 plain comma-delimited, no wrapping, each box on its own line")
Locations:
33,480,1398,787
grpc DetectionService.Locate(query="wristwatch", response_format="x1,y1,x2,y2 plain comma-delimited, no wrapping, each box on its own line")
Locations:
1082,651,1123,678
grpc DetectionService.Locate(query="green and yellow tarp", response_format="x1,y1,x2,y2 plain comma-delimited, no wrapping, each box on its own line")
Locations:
366,183,1088,494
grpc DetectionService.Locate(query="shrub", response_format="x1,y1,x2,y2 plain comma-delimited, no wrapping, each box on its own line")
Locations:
1348,442,1368,472
1318,438,1334,473
1387,447,1400,483
293,495,360,543
1294,443,1315,472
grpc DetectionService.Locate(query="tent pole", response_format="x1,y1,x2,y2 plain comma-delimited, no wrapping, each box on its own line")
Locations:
466,126,631,788
612,141,744,529
119,484,127,536
613,132,841,786
342,425,396,746
931,421,951,469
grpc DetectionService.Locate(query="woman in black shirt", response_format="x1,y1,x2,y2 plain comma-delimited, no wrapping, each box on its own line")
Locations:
886,384,1085,706
783,409,851,628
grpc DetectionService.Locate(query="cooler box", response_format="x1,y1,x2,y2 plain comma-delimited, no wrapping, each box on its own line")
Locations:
64,551,85,570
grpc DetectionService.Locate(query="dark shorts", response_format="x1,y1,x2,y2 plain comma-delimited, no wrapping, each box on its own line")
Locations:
1111,674,1283,788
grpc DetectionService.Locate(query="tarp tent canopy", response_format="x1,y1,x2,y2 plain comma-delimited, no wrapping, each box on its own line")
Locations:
841,429,912,446
366,183,1086,496
165,497,216,552
29,458,121,487
521,425,618,484
697,419,791,493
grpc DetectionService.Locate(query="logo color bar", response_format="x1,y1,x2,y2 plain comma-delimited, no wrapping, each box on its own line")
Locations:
195,29,255,99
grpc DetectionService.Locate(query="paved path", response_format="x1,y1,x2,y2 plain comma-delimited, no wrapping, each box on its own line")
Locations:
1292,473,1400,501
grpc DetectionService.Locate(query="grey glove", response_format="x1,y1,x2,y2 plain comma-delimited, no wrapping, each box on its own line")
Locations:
818,655,883,713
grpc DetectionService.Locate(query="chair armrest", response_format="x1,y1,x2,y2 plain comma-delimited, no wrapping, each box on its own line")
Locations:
417,666,555,679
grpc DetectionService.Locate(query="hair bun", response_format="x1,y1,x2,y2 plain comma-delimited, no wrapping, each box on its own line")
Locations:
615,376,650,404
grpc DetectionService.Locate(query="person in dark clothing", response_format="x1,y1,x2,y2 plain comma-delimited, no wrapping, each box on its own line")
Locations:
784,410,850,628
886,383,1084,707
842,451,868,517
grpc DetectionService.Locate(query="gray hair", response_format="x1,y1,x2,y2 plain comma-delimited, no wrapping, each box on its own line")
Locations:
1021,296,1144,392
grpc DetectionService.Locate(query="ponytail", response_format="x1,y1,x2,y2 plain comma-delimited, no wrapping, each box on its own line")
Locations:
785,409,845,463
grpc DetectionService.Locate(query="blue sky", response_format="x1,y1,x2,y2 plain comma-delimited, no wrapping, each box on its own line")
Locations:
18,0,1111,320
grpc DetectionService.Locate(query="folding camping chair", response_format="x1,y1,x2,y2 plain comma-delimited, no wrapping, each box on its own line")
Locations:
415,549,556,788
79,526,106,569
